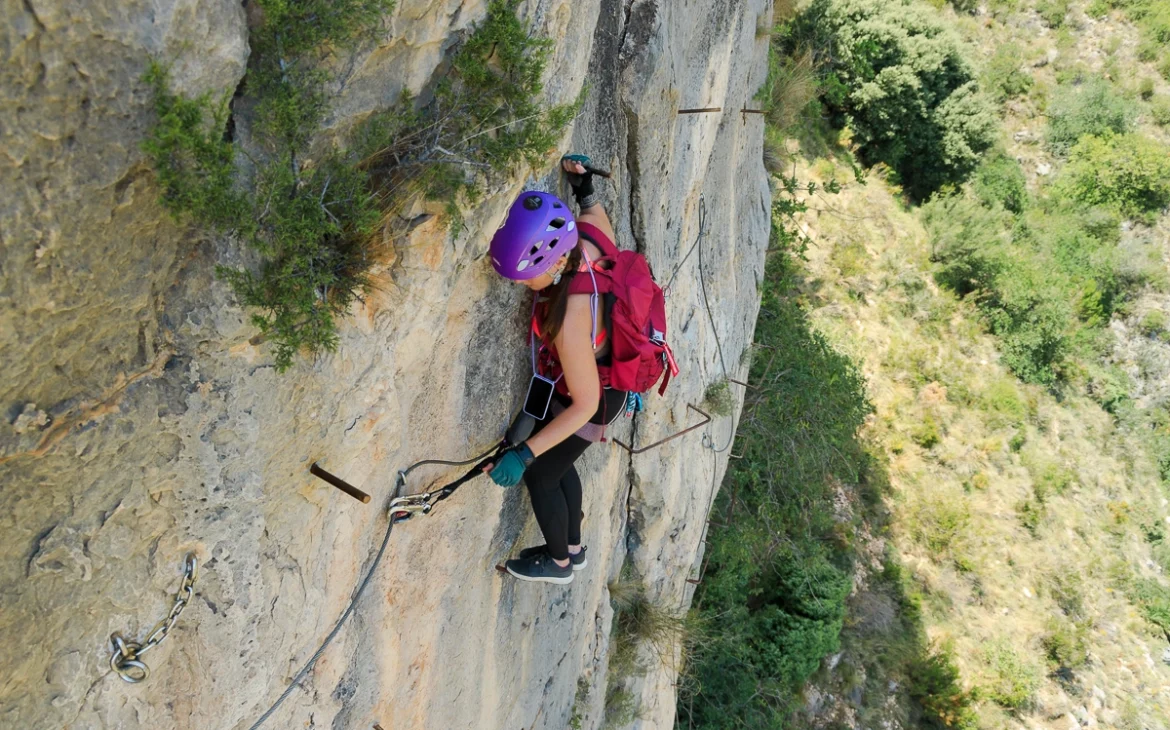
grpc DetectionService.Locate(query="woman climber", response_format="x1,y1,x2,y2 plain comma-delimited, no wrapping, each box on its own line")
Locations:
482,155,629,585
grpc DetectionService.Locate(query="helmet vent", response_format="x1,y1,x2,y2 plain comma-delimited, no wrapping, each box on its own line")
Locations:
552,201,563,209
517,259,530,271
548,237,559,249
529,243,542,255
533,255,544,265
546,217,566,231
523,195,543,210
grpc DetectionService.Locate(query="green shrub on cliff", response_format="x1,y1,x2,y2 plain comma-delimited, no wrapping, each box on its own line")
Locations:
142,64,252,232
144,0,574,370
355,0,579,228
782,0,997,200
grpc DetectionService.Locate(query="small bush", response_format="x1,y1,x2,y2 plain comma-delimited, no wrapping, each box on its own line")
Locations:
984,44,1034,102
982,378,1027,428
832,236,869,277
925,194,1011,297
1046,80,1136,156
1036,0,1070,27
1017,498,1045,535
972,153,1028,213
357,0,579,227
910,491,971,557
984,264,1075,386
1138,77,1157,100
601,685,639,730
912,415,943,449
703,379,735,418
609,578,695,669
1055,133,1170,221
141,64,251,229
980,640,1042,709
1008,430,1027,452
1047,570,1087,618
908,644,977,729
1041,617,1091,669
1141,310,1169,339
1128,578,1170,632
1151,96,1170,126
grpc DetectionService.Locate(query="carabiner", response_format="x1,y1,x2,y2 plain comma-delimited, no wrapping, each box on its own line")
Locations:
387,494,433,523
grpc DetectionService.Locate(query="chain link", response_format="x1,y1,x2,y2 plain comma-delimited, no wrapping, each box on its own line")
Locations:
109,553,198,683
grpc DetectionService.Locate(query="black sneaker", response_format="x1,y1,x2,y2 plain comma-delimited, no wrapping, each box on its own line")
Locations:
504,552,575,584
518,544,588,571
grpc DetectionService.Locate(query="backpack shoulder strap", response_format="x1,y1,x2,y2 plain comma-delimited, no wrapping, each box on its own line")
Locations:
577,221,620,259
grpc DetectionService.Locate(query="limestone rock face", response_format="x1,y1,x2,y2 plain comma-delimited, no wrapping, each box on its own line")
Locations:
0,1,770,729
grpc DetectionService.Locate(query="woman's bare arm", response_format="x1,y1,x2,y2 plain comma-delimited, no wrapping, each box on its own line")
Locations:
524,294,600,456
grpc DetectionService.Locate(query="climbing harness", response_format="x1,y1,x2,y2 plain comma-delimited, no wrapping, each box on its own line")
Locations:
109,553,198,683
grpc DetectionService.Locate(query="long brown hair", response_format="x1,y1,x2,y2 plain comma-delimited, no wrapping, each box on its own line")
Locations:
537,246,584,345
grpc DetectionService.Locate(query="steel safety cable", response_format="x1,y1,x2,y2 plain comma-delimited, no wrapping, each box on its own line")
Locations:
247,444,499,730
661,197,707,295
694,199,739,454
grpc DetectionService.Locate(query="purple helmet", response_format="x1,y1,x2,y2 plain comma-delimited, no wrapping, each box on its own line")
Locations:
490,191,578,280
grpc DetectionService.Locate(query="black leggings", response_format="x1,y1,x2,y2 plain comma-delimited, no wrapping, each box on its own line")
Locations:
524,388,629,561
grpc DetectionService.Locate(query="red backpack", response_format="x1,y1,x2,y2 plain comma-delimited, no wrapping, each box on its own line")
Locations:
534,221,678,396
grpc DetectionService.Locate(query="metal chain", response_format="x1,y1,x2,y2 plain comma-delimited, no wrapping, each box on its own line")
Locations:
109,553,198,683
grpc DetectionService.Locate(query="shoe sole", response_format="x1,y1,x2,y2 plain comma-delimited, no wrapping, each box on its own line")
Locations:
506,566,575,584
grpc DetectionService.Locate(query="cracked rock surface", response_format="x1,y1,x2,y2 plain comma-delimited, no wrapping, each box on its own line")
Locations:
0,1,770,728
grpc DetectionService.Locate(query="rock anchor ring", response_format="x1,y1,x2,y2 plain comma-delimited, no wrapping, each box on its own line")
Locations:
110,635,149,683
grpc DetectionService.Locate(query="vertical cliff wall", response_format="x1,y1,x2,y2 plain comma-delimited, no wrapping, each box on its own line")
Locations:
0,1,771,728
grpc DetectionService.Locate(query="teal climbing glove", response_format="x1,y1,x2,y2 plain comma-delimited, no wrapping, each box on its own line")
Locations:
489,443,535,487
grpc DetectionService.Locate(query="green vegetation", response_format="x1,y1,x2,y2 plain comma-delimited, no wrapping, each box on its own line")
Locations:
1093,0,1170,80
144,0,574,370
723,0,1170,723
702,379,734,418
1128,578,1170,633
1036,0,1070,27
1045,79,1135,156
908,645,977,729
679,183,867,727
604,572,693,729
1151,95,1170,126
983,44,1034,103
1040,617,1091,669
972,153,1028,214
980,640,1042,709
1055,133,1170,222
925,195,1088,385
569,677,589,730
783,0,997,200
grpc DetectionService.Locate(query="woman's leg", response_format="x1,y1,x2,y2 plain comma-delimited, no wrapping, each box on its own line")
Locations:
524,434,591,561
561,465,583,551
